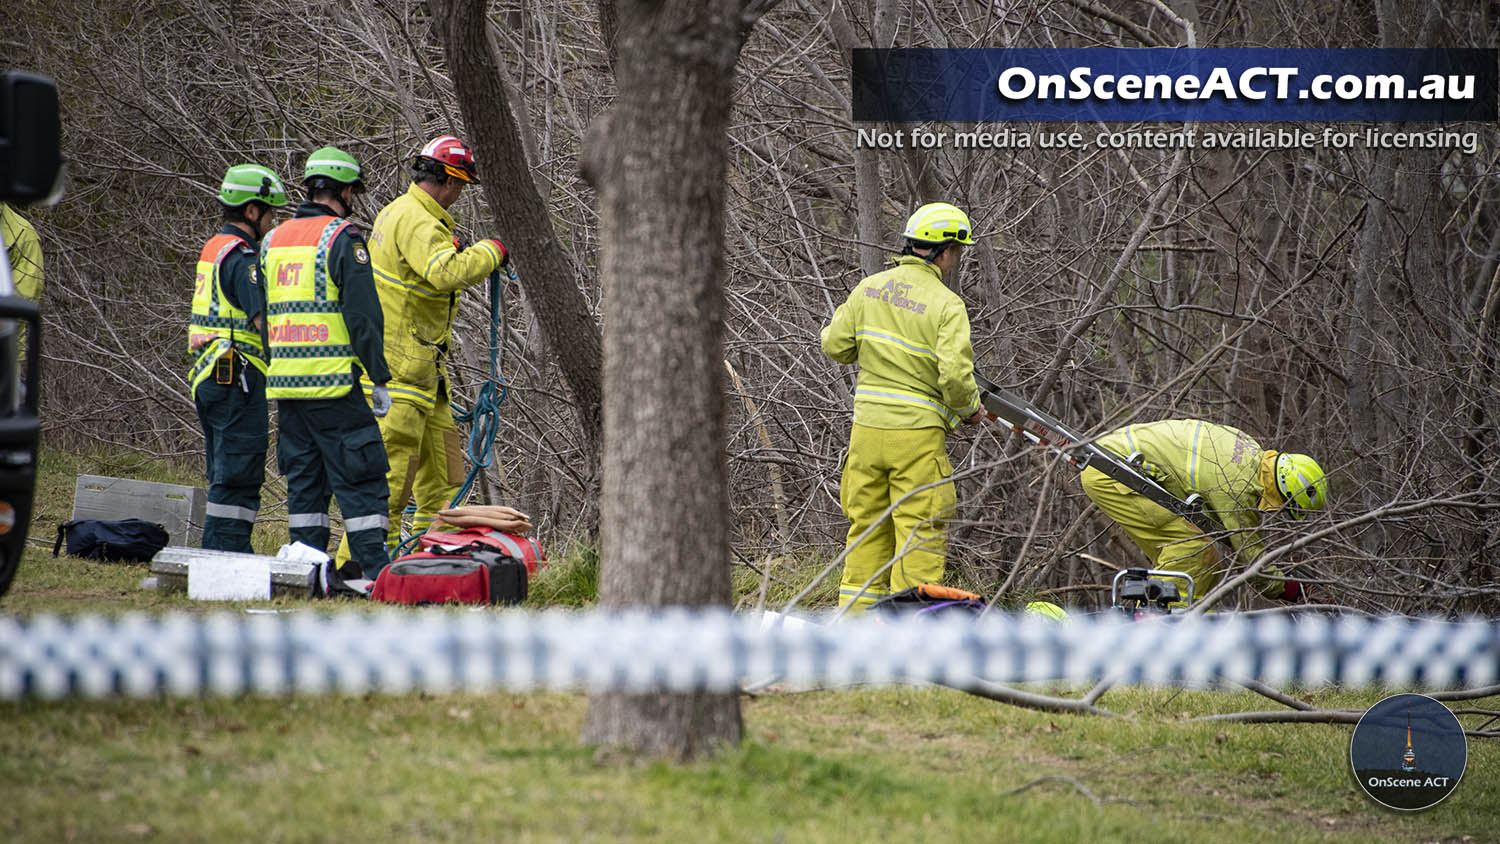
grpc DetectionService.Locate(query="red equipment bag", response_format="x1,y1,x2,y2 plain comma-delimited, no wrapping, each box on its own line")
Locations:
371,549,528,606
416,526,545,575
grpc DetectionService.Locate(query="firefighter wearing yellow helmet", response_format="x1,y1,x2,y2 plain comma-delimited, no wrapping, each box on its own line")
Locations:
821,202,990,613
334,136,509,568
1080,420,1329,602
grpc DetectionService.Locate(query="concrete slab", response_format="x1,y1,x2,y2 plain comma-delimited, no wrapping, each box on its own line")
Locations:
151,546,312,597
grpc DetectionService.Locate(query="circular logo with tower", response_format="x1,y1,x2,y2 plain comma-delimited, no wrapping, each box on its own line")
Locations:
1350,693,1466,811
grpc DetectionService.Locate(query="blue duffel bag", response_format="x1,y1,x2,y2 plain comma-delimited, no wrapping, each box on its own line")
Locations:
52,519,169,563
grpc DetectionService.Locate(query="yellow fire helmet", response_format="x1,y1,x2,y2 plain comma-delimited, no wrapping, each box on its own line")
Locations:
1275,452,1329,520
1024,600,1069,622
902,202,976,246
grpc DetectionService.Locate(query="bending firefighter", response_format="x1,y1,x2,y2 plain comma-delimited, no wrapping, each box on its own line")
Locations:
821,202,990,613
335,135,509,568
188,164,286,551
262,147,393,579
1081,420,1329,602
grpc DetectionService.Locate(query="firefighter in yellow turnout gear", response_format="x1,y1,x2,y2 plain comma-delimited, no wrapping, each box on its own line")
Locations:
821,203,990,613
335,136,508,567
1081,420,1329,602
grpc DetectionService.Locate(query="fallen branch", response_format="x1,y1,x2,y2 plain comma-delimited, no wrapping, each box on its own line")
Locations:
995,774,1113,808
1237,678,1315,711
1196,708,1500,737
1082,677,1114,707
1193,709,1363,725
1234,604,1382,618
1451,708,1500,734
1427,684,1500,702
740,675,1117,719
943,676,1117,717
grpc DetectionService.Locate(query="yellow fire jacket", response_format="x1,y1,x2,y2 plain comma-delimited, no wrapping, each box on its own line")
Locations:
821,256,981,431
1,203,42,302
365,183,504,409
1095,420,1282,562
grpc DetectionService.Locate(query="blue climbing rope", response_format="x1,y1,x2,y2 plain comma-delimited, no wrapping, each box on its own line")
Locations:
449,265,511,507
390,264,513,561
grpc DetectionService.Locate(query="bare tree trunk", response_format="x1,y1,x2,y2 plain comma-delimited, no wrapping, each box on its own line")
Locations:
430,0,605,472
580,0,769,759
821,0,895,276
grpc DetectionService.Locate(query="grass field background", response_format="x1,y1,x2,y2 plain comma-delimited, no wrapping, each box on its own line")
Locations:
1,448,1495,842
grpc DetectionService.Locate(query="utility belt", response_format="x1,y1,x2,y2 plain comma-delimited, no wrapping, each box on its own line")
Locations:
190,335,266,400
200,343,264,393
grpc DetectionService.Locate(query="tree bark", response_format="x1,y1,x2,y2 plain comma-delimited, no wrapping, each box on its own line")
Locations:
430,0,605,472
820,0,895,277
579,0,766,759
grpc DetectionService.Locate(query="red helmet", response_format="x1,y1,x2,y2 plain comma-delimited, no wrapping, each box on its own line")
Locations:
417,135,479,183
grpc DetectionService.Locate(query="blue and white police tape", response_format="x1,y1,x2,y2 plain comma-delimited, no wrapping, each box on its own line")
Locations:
0,610,1496,700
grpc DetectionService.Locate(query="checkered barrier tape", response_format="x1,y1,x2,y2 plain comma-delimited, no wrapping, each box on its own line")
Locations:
0,610,1496,700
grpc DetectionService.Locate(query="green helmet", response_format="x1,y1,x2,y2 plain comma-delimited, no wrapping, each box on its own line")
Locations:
903,202,976,246
219,164,288,208
303,146,363,189
1275,452,1329,520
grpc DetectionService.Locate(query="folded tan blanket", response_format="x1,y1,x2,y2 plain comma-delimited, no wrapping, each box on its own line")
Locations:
429,505,533,536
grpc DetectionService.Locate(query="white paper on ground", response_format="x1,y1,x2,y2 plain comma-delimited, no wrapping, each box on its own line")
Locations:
187,555,271,601
275,541,330,564
755,610,820,632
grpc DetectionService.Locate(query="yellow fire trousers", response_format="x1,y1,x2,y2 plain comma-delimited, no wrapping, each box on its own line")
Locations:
335,392,464,569
837,424,955,613
1080,466,1219,600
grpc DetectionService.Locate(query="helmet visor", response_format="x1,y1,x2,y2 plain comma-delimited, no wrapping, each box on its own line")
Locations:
441,163,476,183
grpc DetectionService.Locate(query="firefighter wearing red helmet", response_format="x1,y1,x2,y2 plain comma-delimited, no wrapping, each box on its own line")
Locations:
333,134,510,568
418,135,480,183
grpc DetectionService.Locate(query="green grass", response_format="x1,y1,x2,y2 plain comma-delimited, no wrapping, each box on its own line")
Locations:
528,540,598,607
1,683,1496,843
730,549,839,612
3,448,1499,841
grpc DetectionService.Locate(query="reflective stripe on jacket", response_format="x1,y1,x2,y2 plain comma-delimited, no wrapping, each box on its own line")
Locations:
262,216,358,399
820,255,980,431
189,233,266,398
1095,420,1270,561
366,183,503,409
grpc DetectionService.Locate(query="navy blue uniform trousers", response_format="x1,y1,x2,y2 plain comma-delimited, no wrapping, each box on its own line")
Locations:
195,361,267,552
276,387,391,578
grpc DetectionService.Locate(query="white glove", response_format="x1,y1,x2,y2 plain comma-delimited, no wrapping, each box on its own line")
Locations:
371,384,391,417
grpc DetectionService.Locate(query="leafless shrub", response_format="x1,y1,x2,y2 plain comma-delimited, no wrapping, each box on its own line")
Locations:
10,0,1498,611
